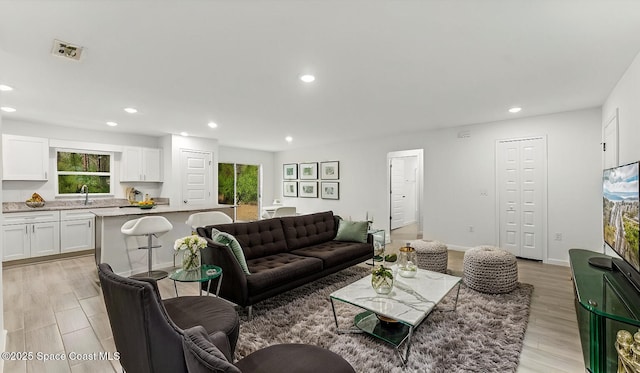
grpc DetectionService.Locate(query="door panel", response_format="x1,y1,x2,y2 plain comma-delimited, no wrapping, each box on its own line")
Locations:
181,150,212,205
497,138,546,260
390,157,406,230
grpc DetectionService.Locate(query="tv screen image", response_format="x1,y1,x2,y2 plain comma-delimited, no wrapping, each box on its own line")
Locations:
603,161,640,272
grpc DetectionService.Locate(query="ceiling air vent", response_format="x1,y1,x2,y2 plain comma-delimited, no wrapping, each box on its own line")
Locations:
52,39,83,61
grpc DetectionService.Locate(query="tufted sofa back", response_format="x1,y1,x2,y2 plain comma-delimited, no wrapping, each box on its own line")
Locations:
206,218,289,260
280,211,337,250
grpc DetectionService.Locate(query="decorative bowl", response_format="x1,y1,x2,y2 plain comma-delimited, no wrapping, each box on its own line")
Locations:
25,201,45,208
139,204,155,209
376,314,399,324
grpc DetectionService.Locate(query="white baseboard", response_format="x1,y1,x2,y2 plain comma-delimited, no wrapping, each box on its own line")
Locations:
545,258,570,267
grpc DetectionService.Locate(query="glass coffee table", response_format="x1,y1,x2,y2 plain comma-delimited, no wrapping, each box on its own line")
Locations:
169,264,223,297
329,267,461,365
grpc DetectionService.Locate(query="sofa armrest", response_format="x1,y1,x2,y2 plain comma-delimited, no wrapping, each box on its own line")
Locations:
201,243,250,307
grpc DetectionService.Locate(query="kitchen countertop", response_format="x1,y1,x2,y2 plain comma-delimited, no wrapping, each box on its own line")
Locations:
2,198,168,213
91,204,235,217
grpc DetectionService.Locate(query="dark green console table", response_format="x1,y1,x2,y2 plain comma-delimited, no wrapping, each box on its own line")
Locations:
569,249,640,372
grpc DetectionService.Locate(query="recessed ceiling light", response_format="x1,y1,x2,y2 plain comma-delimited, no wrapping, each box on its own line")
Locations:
208,122,218,129
299,74,315,83
124,107,138,114
508,107,522,113
0,107,16,113
180,132,189,137
106,121,118,127
285,136,293,143
0,84,14,92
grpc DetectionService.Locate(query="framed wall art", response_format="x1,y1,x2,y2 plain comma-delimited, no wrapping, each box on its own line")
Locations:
299,181,318,198
320,161,339,180
283,163,298,180
283,181,298,197
299,162,318,180
321,182,339,200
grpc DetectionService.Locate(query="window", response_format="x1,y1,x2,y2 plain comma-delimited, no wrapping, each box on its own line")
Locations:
56,150,113,195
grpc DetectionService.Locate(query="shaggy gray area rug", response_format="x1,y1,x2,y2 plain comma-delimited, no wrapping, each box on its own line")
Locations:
236,266,533,373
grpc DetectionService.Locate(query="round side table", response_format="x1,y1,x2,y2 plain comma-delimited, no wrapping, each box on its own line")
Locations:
169,264,223,297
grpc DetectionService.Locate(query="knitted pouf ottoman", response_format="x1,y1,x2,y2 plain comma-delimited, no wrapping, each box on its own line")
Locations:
463,246,518,294
409,239,448,273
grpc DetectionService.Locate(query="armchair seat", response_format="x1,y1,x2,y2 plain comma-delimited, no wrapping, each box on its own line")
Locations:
164,296,239,352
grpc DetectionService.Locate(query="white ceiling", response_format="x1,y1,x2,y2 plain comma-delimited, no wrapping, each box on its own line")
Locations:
2,1,640,152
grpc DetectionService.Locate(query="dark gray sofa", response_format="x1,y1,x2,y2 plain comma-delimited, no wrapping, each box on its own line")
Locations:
197,211,372,315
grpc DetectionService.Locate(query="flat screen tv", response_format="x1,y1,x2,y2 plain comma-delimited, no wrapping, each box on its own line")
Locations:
602,161,640,293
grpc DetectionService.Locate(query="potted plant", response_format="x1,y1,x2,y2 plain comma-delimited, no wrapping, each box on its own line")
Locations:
371,265,394,294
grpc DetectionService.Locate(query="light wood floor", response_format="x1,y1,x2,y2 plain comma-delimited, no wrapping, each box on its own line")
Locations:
2,225,584,372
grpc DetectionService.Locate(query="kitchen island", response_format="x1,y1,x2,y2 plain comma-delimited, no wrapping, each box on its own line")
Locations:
92,204,234,276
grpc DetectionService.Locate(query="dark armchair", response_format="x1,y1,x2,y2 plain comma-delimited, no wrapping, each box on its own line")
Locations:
97,263,240,372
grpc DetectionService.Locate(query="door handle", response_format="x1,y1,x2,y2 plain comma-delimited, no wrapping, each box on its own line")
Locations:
184,200,188,204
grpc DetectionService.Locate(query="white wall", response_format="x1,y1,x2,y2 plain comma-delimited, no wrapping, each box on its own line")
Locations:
218,146,275,208
275,108,603,265
602,49,640,257
0,92,5,357
603,50,640,165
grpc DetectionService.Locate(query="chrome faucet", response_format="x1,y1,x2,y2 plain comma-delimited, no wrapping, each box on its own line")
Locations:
80,184,89,205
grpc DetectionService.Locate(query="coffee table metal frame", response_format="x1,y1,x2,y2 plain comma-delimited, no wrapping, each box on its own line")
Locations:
169,264,223,297
329,268,461,365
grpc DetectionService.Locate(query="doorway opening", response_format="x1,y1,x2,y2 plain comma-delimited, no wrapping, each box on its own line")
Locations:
218,163,261,221
387,149,424,245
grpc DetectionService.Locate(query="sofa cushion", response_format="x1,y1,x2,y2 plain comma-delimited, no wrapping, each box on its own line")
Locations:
211,231,251,275
211,219,288,260
280,211,337,250
291,241,372,268
334,219,369,243
246,253,323,293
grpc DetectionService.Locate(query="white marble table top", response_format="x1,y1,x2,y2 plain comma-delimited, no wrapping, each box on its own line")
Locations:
330,267,461,326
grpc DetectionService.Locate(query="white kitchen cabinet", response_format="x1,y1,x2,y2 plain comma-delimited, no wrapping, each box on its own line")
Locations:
121,147,163,182
60,210,95,253
2,134,49,180
2,211,60,261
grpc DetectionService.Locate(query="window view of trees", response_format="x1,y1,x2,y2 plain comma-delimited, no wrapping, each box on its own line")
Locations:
57,152,111,194
218,163,260,221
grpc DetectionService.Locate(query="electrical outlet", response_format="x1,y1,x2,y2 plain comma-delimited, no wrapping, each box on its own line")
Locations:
468,226,474,233
555,233,563,241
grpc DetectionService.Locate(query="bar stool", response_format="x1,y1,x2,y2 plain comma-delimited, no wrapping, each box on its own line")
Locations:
121,216,173,280
185,211,232,233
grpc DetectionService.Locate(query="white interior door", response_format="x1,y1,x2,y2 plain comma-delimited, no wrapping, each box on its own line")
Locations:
390,157,406,230
181,149,212,205
497,137,546,260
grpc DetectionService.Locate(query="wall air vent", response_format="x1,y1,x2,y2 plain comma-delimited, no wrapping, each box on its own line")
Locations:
52,39,83,61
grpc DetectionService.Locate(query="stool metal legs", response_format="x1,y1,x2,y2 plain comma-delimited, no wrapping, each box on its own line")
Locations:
131,233,168,280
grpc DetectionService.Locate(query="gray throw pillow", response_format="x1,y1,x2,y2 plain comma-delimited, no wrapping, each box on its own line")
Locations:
212,232,251,275
182,326,240,373
334,220,368,243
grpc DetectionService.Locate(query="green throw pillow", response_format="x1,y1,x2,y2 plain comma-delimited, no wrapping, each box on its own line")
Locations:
212,232,251,275
334,220,368,243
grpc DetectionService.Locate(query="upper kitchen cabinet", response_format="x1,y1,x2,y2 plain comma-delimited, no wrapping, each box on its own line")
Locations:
121,147,163,182
2,134,49,181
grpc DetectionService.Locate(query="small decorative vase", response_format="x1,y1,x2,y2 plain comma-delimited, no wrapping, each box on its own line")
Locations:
372,266,394,295
398,243,418,278
182,250,201,272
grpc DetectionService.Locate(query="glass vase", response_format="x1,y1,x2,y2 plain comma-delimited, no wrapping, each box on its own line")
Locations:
371,268,394,295
182,250,201,272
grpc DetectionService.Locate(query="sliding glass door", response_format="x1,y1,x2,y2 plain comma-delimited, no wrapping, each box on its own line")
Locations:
218,163,260,221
